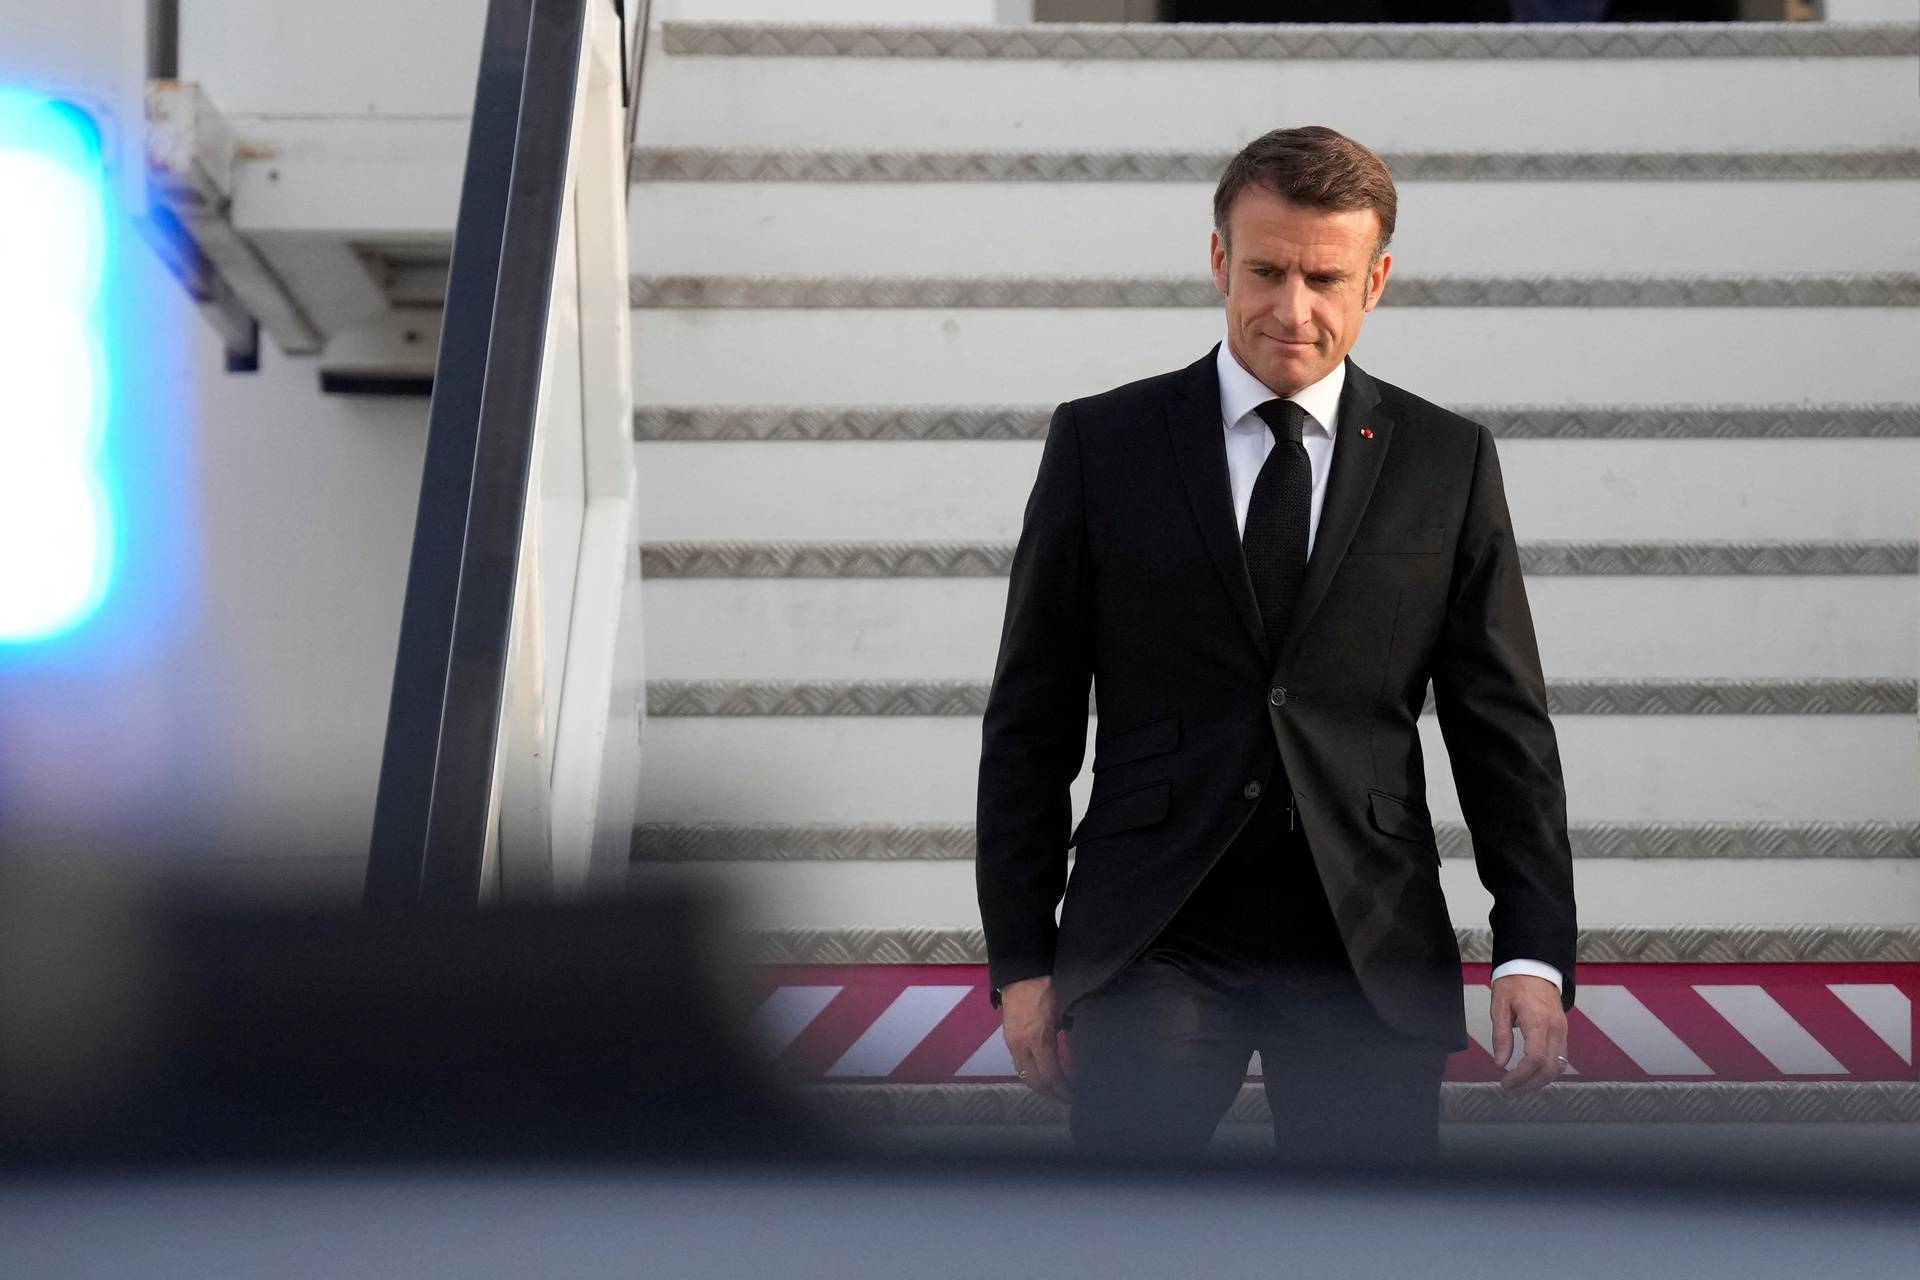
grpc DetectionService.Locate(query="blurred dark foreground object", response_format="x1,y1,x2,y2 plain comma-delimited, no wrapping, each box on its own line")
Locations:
4,868,1920,1278
0,859,827,1167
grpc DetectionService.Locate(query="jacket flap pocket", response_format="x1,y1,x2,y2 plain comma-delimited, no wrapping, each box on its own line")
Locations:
1368,789,1439,860
1091,713,1180,772
1349,524,1445,555
1070,780,1170,847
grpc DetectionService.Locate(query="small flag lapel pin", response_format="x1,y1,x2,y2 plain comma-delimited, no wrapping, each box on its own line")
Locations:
1360,428,1374,439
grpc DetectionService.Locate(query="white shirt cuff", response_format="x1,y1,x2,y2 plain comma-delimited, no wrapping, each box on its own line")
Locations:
1490,958,1563,992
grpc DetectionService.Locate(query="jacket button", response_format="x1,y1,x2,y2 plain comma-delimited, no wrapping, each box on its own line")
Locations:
1269,686,1288,707
1243,780,1262,799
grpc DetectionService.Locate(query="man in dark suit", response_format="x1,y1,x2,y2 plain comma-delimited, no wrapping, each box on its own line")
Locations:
975,126,1577,1163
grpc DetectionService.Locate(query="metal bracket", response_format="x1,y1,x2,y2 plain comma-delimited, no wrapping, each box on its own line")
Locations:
141,81,464,388
143,81,322,357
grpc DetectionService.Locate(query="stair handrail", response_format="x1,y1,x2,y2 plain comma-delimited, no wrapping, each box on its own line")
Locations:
365,0,598,908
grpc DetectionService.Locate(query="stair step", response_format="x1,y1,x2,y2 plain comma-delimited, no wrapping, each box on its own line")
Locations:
638,549,1916,677
633,439,1920,544
632,821,1920,862
635,716,1918,824
632,403,1920,441
640,23,1918,152
629,310,1920,405
638,574,1915,681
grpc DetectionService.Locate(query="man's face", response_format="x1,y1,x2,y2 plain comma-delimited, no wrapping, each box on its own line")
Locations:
1208,185,1391,397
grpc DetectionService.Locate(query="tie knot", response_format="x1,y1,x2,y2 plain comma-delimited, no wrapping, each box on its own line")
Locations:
1254,398,1308,445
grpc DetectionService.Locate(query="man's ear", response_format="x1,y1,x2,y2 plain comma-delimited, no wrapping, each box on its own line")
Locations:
1209,231,1229,296
1363,251,1391,312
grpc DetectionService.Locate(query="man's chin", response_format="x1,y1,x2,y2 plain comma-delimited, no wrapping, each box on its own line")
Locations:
1253,349,1327,393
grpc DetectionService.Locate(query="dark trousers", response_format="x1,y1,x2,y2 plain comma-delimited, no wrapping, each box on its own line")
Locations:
1063,785,1450,1166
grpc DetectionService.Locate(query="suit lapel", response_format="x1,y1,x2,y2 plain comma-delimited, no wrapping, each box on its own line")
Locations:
1273,356,1394,665
1166,345,1270,662
1165,348,1397,669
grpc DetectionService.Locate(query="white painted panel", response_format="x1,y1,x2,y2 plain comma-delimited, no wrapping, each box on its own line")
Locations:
635,442,1032,540
630,308,1920,407
1421,716,1918,826
1441,860,1920,929
636,577,1920,681
636,54,1920,151
538,197,588,757
630,181,1920,278
633,715,1920,824
632,439,1920,542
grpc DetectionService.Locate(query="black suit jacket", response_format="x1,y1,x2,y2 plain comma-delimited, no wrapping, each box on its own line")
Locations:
975,345,1577,1050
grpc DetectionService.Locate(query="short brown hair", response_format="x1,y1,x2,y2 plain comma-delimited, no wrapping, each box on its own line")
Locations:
1213,126,1397,265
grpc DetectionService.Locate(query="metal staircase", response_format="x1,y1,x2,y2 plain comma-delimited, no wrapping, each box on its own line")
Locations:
622,19,1920,1126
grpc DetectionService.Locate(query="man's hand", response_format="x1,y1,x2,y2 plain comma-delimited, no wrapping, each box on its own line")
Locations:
1490,974,1568,1094
1001,975,1072,1103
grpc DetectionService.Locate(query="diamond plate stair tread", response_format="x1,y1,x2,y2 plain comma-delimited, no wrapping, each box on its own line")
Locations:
799,1081,1920,1125
632,148,1920,184
742,925,1920,965
661,22,1920,61
645,679,1918,717
634,404,1920,440
639,541,1919,577
629,274,1920,309
632,821,1920,862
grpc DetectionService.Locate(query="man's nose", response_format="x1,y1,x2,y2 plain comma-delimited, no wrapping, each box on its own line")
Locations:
1270,275,1313,330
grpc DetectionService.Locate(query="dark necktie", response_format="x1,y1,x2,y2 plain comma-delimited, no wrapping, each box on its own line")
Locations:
1243,398,1312,655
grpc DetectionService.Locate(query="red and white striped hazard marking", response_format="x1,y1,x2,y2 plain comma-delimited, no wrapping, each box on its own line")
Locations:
746,964,1919,1084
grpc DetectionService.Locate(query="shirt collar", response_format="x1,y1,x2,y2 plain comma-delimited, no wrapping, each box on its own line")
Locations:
1215,335,1345,439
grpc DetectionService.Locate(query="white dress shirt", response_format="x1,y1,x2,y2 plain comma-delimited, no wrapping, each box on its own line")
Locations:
1215,337,1563,996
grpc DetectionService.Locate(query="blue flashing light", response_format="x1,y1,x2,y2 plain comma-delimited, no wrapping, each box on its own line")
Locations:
0,90,116,643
